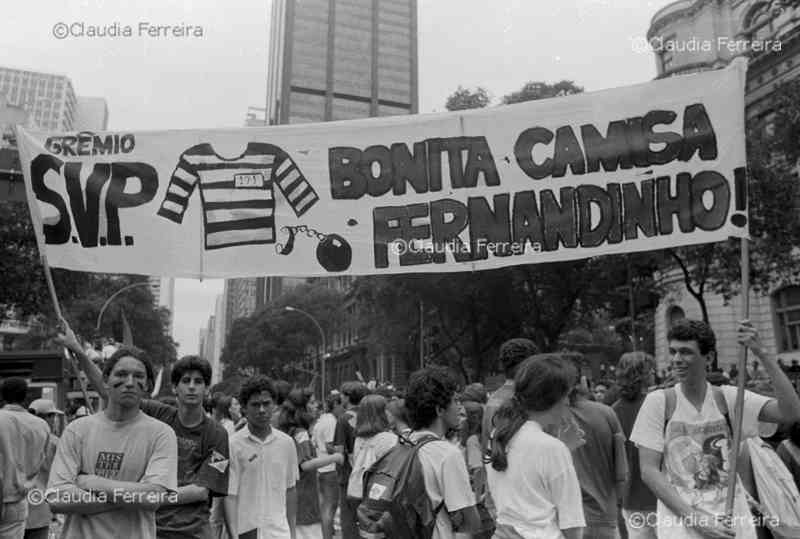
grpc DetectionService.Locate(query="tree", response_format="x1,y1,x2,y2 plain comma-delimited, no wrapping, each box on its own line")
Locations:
220,281,345,380
444,86,491,111
664,83,800,322
0,201,177,363
502,80,584,105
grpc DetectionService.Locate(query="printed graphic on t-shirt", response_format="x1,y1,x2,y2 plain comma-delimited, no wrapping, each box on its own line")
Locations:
665,418,730,509
95,451,124,479
156,142,319,250
209,450,229,473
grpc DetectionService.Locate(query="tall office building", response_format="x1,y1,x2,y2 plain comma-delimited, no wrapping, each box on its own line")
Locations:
646,1,800,368
0,67,77,131
266,0,417,125
147,276,176,336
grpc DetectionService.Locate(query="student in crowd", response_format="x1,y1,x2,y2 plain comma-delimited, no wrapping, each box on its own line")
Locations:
346,395,397,502
279,389,345,539
224,375,298,539
59,325,231,539
631,319,800,539
24,399,62,539
211,392,237,435
405,367,481,539
332,381,368,539
46,346,178,539
310,393,342,539
0,378,52,539
486,354,586,539
386,398,412,439
460,400,492,539
563,354,627,539
611,352,658,539
482,338,539,451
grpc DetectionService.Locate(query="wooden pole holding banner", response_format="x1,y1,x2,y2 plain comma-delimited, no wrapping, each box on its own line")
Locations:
41,254,94,414
724,237,750,519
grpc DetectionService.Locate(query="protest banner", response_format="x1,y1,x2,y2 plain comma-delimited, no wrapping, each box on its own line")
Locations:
17,58,748,278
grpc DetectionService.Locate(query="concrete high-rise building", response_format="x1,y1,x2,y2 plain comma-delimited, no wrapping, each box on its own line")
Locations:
147,277,176,336
0,67,77,131
198,328,208,361
211,294,226,385
266,0,417,125
257,0,418,389
74,96,109,130
646,0,800,369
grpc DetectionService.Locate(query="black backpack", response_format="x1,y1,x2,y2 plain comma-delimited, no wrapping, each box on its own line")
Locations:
356,434,444,539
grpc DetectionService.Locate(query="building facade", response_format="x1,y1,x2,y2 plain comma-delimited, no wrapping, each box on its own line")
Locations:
0,67,77,131
647,0,800,369
258,0,418,390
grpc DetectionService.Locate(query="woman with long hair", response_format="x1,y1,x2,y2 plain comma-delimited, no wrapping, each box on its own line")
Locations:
346,394,398,500
278,388,344,539
386,397,412,439
486,354,585,539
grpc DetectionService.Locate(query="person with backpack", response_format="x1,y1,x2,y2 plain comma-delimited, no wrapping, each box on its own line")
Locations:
346,395,398,503
404,367,481,539
630,319,800,539
486,354,586,539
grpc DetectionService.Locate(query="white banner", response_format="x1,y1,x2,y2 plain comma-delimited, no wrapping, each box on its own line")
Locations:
17,59,748,278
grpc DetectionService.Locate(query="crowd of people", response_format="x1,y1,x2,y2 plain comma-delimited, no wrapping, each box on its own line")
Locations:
2,318,800,539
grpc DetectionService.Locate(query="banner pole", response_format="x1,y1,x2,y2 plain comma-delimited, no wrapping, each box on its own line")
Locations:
41,254,94,414
724,236,750,519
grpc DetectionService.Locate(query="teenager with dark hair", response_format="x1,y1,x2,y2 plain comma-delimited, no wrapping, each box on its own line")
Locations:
631,320,800,539
279,389,345,539
225,375,298,539
58,328,230,539
481,338,538,451
0,378,52,539
46,349,178,539
405,367,481,539
346,395,397,501
612,352,657,539
332,381,368,539
486,354,585,539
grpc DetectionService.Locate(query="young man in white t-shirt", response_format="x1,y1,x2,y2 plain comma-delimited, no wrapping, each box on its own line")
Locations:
405,367,482,539
630,319,800,539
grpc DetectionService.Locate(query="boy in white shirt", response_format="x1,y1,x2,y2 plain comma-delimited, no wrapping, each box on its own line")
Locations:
630,319,800,539
405,367,481,539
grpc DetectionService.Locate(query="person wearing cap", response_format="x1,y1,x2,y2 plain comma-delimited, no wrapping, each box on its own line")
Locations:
29,399,64,435
25,400,61,539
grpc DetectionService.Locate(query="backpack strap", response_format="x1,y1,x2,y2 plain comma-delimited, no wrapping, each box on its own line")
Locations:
663,387,676,436
710,386,734,436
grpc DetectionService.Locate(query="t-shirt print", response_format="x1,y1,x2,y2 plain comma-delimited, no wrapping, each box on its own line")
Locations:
95,451,125,479
157,142,319,250
664,416,730,511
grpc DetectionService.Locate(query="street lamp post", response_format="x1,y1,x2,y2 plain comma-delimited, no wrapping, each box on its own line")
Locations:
284,306,327,398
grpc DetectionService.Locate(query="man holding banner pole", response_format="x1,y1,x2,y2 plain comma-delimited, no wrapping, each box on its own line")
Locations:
630,319,800,538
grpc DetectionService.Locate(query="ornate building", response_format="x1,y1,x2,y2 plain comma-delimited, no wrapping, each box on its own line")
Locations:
647,0,800,369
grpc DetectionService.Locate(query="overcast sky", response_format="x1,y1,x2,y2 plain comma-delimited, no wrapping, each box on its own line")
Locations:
2,0,675,355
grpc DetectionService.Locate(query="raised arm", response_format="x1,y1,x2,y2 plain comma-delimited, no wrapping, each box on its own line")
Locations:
56,321,107,400
739,321,800,424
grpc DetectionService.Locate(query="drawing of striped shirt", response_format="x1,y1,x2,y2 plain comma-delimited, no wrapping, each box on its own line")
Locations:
156,143,319,250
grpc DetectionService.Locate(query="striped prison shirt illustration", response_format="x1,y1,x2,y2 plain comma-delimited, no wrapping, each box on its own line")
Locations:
156,142,319,250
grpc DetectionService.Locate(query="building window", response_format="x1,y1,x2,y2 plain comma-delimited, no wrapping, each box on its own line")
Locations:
774,286,800,351
667,306,685,329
